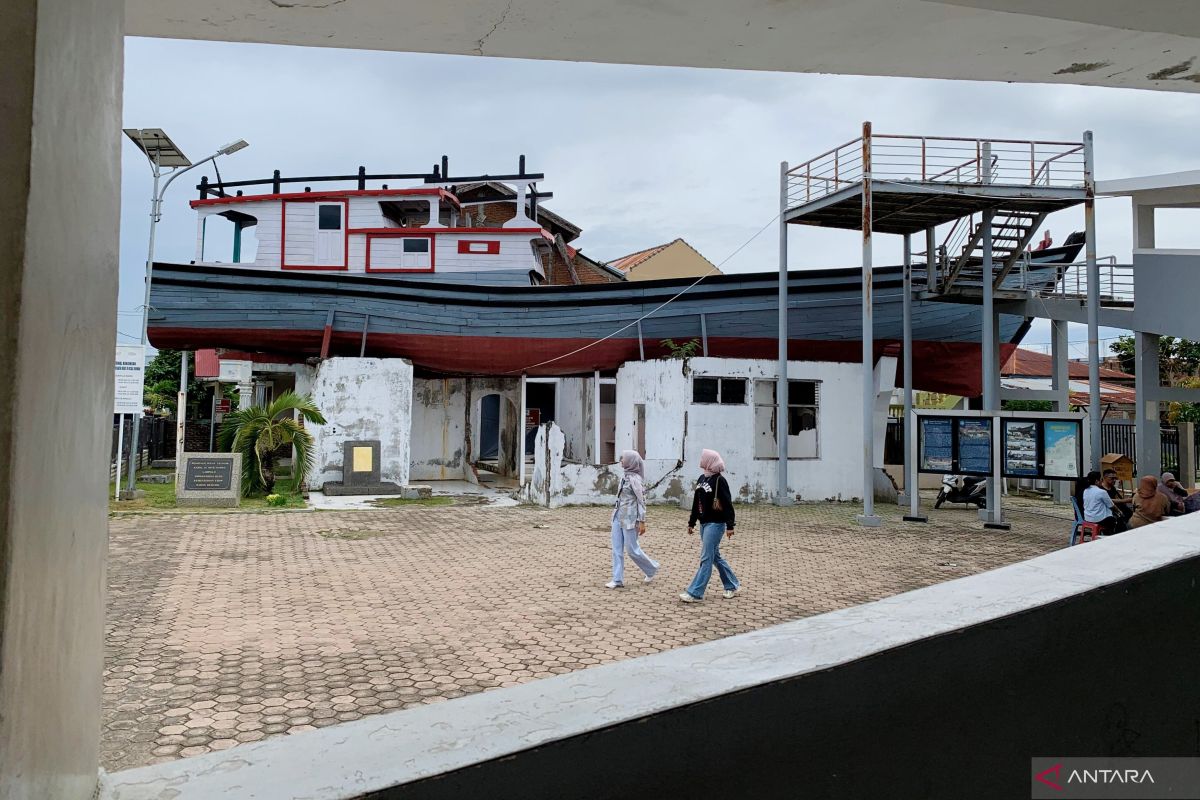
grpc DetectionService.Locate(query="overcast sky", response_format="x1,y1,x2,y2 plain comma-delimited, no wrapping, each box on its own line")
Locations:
119,37,1200,358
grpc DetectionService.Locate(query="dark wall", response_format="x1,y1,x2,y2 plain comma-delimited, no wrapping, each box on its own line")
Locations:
378,557,1200,800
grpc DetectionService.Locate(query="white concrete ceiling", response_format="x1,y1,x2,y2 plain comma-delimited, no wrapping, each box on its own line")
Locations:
126,0,1200,92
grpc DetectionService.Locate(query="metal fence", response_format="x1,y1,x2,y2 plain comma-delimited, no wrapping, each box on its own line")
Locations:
786,133,1086,208
1099,421,1182,475
110,415,173,478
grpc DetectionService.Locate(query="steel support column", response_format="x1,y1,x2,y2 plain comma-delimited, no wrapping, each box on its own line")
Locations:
925,227,937,292
1051,319,1071,503
857,123,880,526
902,233,926,522
1135,332,1161,479
777,161,791,505
1083,130,1102,469
980,203,1006,528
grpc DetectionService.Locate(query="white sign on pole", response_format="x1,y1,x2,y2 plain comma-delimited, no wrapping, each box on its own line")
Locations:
114,345,146,415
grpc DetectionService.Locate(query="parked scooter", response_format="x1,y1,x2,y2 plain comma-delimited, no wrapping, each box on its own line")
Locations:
934,474,987,509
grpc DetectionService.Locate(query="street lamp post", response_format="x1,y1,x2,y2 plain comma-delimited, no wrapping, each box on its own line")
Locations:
121,129,248,496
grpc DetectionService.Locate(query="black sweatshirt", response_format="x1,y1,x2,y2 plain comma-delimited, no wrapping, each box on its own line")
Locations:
688,474,735,530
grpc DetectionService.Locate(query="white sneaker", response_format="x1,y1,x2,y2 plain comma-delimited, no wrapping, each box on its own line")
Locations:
605,581,624,589
644,571,658,584
723,588,741,599
679,592,701,603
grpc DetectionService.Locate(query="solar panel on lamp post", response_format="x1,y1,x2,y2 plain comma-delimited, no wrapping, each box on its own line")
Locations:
120,129,249,496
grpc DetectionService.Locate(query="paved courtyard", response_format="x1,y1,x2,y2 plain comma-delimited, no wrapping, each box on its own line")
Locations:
103,497,1072,771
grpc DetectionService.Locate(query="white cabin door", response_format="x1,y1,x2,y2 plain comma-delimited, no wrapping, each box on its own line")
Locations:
315,203,345,266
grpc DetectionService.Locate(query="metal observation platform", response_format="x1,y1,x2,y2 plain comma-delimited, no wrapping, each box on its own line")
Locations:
775,123,1100,528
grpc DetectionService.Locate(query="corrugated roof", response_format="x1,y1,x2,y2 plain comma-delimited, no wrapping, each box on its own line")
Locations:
1002,347,1132,381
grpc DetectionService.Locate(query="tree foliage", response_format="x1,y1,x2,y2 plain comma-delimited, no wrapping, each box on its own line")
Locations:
660,338,702,360
1002,399,1054,412
142,350,206,415
1111,335,1200,423
217,391,326,495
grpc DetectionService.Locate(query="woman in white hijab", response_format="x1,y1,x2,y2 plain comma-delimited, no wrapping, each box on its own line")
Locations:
607,450,660,589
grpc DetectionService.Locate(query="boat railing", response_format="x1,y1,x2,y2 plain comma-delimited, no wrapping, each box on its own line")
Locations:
786,134,1086,208
194,156,545,199
196,168,440,199
920,255,1133,305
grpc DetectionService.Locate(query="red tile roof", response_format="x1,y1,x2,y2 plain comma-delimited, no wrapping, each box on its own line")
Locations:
608,241,672,273
1003,348,1132,381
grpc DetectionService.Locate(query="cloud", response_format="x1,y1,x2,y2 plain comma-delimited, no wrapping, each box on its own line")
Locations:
119,38,1200,351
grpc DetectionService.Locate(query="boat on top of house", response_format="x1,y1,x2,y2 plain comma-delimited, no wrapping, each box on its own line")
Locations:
147,159,1083,397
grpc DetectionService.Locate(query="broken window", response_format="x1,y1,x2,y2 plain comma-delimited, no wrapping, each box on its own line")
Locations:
692,377,747,405
754,379,820,458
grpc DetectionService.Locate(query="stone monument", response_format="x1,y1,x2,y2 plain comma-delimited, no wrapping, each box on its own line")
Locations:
176,452,242,507
321,440,427,497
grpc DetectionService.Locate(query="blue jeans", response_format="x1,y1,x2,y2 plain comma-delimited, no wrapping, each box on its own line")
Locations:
685,522,738,599
611,520,659,584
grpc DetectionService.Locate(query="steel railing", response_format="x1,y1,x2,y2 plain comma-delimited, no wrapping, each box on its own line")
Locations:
786,134,1086,209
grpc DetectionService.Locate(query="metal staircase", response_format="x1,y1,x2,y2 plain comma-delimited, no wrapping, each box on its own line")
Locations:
941,209,1048,290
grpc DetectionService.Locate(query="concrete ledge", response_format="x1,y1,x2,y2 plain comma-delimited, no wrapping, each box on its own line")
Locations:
106,516,1200,800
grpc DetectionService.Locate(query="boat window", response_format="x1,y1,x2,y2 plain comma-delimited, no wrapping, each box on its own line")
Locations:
691,377,746,405
403,238,430,253
318,204,342,230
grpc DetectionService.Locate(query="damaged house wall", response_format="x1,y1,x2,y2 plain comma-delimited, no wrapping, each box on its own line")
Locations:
308,357,413,488
555,377,590,463
528,357,896,507
412,376,522,480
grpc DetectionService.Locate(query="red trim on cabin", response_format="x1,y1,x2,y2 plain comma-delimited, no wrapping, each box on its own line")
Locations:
457,240,501,255
191,187,460,208
348,226,543,236
148,325,1016,396
281,198,350,271
364,232,436,273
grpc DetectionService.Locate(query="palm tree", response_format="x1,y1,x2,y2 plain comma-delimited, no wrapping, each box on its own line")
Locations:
217,391,326,495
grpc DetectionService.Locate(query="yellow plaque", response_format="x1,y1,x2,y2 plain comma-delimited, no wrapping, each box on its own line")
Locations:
352,446,373,472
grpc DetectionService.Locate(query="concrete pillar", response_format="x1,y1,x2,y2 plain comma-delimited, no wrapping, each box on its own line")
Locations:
1133,201,1156,250
1135,332,1161,480
238,381,254,410
1050,320,1071,503
0,0,123,796
1178,421,1196,490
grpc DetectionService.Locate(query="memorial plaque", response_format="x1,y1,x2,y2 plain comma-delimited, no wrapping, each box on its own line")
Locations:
183,458,234,491
343,440,382,486
176,452,242,507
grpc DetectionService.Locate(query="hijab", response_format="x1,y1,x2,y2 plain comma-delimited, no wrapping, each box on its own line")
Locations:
1137,475,1159,500
699,449,726,477
620,450,645,480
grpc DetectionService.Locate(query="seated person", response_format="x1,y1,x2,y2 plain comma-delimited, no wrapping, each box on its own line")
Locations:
1081,470,1117,536
1102,468,1131,530
1158,472,1187,516
1130,475,1172,529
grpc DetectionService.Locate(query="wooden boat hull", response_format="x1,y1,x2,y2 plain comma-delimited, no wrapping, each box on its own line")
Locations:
147,260,1066,395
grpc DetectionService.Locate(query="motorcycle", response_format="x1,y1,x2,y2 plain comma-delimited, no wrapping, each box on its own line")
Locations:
934,474,987,509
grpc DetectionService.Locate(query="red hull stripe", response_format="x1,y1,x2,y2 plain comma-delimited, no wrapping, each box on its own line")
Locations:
149,326,1014,396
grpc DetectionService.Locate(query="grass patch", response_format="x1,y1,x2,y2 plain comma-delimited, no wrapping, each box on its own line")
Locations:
367,496,454,508
109,480,307,514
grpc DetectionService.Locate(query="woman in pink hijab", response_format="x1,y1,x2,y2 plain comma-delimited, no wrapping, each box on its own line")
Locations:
681,449,739,602
606,450,660,589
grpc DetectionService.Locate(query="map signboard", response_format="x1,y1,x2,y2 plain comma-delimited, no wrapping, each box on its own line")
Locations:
1043,420,1082,479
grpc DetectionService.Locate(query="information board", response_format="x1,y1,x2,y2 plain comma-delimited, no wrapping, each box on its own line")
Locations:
114,345,145,415
956,419,992,474
919,417,954,472
1002,420,1039,477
